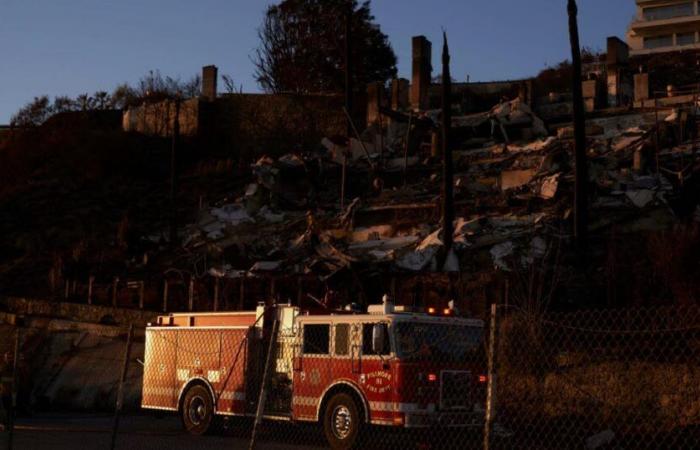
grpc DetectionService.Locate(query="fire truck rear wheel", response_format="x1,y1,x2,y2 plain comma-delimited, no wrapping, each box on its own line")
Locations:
323,393,362,449
181,385,214,435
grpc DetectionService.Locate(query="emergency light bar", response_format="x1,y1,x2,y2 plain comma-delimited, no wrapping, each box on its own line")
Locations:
368,303,456,316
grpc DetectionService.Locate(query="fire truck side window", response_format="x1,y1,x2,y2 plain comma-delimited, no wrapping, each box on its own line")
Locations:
362,323,390,356
334,324,350,356
303,324,330,355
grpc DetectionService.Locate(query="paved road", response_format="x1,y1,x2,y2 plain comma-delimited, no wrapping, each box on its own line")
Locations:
0,413,485,449
0,414,327,450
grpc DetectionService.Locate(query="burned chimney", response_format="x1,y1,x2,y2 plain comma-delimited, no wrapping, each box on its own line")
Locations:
391,78,410,111
411,36,432,111
202,65,218,101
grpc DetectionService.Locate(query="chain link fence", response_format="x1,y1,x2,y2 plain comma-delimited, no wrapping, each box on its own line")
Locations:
1,305,700,449
492,305,700,449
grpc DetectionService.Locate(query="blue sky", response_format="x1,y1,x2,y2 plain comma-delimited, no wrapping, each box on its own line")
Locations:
0,0,635,123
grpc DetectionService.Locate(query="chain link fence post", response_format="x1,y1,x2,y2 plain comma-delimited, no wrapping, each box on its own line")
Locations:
248,318,279,450
483,303,498,450
3,327,20,450
110,324,134,450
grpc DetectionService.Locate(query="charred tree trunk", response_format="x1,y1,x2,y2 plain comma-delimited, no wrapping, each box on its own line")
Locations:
345,1,353,143
441,32,455,270
568,0,588,257
341,1,353,211
169,95,181,247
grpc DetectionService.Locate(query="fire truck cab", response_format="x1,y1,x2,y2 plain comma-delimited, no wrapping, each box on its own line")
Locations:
142,300,486,449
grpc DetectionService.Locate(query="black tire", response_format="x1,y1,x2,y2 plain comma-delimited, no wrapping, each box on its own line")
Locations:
323,393,363,449
181,384,215,435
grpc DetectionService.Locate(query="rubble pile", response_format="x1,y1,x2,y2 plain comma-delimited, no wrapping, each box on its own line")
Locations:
181,100,693,293
3,95,696,311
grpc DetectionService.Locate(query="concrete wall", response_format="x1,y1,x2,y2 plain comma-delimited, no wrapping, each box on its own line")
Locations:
210,93,346,160
123,98,200,137
1,296,156,327
122,93,347,160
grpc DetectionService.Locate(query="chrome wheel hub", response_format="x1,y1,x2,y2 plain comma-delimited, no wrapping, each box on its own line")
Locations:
332,405,352,440
189,396,207,425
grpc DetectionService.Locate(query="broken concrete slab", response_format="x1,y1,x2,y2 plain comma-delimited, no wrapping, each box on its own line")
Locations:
626,189,655,208
490,241,515,271
539,173,560,199
351,225,395,242
211,204,253,226
250,261,283,272
500,169,537,191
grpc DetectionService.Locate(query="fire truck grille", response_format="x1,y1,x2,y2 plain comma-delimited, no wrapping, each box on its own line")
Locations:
440,371,471,411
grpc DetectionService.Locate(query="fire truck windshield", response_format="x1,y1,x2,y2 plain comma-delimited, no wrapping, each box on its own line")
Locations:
395,322,484,362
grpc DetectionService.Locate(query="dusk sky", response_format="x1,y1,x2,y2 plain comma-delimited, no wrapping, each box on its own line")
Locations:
0,0,636,123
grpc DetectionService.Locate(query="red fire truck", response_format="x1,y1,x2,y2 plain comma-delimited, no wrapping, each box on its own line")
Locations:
141,300,487,448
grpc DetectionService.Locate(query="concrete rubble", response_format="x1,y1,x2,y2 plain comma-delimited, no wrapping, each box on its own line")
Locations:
174,96,694,301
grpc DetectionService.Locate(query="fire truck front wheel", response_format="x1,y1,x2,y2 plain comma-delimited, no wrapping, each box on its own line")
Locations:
323,393,363,449
181,385,214,435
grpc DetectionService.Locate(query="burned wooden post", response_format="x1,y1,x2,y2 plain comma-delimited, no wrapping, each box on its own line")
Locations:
112,277,119,307
297,277,303,309
138,281,145,310
568,0,589,255
238,277,246,310
403,113,413,186
188,276,195,311
270,277,277,300
162,279,169,312
213,277,220,312
441,32,455,270
87,275,94,305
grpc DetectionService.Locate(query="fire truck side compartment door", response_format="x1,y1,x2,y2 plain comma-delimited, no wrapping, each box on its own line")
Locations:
142,328,178,410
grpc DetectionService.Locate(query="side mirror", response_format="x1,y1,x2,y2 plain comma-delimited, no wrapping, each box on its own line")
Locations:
372,323,386,355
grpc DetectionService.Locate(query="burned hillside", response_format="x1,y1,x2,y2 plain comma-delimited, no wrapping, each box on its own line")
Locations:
2,33,700,322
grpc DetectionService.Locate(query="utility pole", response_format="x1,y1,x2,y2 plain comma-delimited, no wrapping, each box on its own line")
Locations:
169,94,181,246
441,32,454,270
341,1,353,211
568,0,588,256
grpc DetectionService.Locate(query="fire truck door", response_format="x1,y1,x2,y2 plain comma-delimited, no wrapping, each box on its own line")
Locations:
330,322,355,381
293,323,332,420
358,322,393,424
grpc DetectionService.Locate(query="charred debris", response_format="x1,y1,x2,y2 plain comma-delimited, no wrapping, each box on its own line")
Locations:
162,42,699,316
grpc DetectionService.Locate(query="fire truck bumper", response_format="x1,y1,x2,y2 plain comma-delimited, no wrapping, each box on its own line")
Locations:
403,409,484,428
